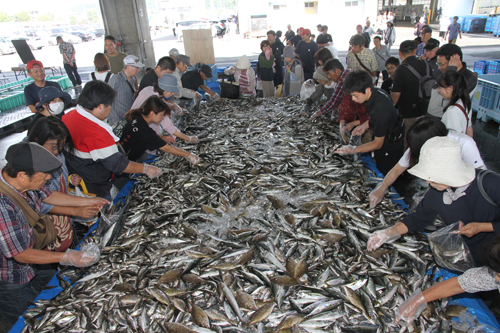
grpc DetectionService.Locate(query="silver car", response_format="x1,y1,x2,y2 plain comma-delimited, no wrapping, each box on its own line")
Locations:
0,37,16,55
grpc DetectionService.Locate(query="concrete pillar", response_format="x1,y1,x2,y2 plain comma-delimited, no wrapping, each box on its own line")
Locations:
99,0,156,80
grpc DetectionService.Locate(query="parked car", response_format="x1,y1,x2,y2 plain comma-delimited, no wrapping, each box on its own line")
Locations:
9,36,48,50
209,19,227,37
49,33,82,45
177,21,218,40
0,37,16,55
68,30,95,42
93,28,105,37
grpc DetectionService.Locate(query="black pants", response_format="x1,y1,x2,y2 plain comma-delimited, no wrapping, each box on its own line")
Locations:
374,141,404,176
64,62,82,87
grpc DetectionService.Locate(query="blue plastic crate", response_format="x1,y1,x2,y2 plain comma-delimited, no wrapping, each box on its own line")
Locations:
474,61,489,74
486,17,493,32
479,79,500,109
493,16,500,35
487,61,500,74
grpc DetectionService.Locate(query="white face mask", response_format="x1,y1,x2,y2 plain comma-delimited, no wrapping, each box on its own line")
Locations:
48,102,65,115
325,81,336,89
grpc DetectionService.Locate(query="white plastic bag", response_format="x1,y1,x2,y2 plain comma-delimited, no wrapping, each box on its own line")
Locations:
300,79,316,100
68,178,99,227
326,42,339,59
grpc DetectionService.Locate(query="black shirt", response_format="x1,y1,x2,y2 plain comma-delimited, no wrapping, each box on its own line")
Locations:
381,77,393,95
290,35,302,48
272,39,285,86
365,87,400,150
138,70,159,92
316,33,333,45
392,55,428,118
284,30,295,42
181,70,204,93
295,40,320,74
119,115,167,161
24,81,62,107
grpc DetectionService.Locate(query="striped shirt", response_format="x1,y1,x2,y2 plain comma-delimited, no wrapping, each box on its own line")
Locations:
0,173,52,284
108,71,137,127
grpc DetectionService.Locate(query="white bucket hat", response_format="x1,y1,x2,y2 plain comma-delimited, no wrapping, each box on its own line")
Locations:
408,137,476,187
235,55,251,70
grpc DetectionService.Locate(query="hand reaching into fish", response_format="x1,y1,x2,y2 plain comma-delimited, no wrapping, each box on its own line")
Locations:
334,145,356,154
367,225,401,251
351,121,369,136
394,289,428,326
185,153,200,165
143,164,162,178
369,183,388,208
310,110,322,119
451,221,494,238
60,242,100,267
339,123,346,135
188,136,200,144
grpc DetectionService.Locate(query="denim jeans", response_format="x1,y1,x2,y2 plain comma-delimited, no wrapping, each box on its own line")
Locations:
0,265,56,329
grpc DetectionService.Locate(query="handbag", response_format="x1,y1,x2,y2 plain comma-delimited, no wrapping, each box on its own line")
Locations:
0,180,57,250
220,75,240,99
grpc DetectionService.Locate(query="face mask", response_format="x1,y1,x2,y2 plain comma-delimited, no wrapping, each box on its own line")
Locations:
48,102,65,115
325,81,336,89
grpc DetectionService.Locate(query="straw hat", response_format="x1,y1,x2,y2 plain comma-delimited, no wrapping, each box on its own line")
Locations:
235,55,251,70
408,137,475,187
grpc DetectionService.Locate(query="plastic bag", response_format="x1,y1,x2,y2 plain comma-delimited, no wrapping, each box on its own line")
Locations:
326,42,339,59
427,221,475,272
300,79,316,100
67,177,98,227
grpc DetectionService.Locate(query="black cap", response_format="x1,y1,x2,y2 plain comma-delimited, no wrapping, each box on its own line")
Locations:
35,86,71,112
424,38,440,50
6,142,62,174
422,26,433,34
200,64,213,78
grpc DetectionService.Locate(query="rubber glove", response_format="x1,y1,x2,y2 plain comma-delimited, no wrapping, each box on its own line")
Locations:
60,242,100,267
214,93,221,101
394,289,428,326
185,153,200,165
195,92,203,100
188,136,200,143
334,145,356,154
369,182,388,208
367,225,401,251
143,164,162,178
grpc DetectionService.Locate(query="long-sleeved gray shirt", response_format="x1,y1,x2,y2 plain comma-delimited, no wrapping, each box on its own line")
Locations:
108,71,136,127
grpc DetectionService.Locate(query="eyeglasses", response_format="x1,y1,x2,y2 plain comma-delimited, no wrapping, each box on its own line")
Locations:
386,66,397,70
437,61,449,68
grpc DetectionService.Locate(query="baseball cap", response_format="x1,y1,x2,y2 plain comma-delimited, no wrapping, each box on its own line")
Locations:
200,64,213,78
123,55,145,68
300,29,311,36
27,60,43,70
424,38,440,50
177,54,192,67
6,142,62,174
169,48,179,56
35,86,72,112
158,73,180,93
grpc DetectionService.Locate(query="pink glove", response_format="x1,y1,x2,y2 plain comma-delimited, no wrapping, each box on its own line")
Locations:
369,183,388,208
334,145,355,154
367,225,401,251
143,164,162,178
395,289,428,326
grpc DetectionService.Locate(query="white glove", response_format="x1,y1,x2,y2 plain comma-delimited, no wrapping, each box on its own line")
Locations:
339,123,347,135
60,242,100,267
369,182,388,208
143,164,162,178
188,136,200,143
214,93,221,101
185,153,200,165
395,289,428,326
367,225,401,251
334,145,356,154
195,92,203,100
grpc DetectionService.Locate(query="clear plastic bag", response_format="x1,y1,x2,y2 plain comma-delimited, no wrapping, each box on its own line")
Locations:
300,79,316,100
68,180,98,227
427,221,475,272
326,42,339,59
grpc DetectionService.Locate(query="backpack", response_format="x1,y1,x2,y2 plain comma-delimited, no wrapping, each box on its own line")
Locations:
402,60,436,116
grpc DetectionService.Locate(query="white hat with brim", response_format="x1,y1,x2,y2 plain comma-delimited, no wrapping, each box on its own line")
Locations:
408,136,476,188
235,55,251,70
123,55,145,68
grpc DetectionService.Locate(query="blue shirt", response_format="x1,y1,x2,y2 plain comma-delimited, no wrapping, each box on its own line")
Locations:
448,22,461,40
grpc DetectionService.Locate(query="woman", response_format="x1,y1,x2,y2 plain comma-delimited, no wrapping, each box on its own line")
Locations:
257,40,275,98
28,86,72,134
369,116,485,208
372,36,390,82
223,55,256,98
119,96,199,165
384,21,396,51
314,47,333,68
132,74,198,145
302,66,336,115
89,53,114,83
283,46,304,96
437,70,473,137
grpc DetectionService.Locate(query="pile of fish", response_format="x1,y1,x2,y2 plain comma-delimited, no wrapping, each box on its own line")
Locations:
22,97,469,333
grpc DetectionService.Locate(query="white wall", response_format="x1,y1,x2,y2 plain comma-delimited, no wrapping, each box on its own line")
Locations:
441,0,475,17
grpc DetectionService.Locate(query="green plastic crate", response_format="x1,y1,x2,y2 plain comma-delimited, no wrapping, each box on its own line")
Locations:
0,92,25,111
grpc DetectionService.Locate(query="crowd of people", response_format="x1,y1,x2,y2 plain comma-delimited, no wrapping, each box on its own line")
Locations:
0,19,496,330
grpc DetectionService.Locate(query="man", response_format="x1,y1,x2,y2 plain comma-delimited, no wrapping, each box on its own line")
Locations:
267,30,284,87
284,24,295,44
295,29,319,81
0,142,104,330
445,16,462,44
391,40,429,145
138,56,175,92
346,34,377,77
427,43,478,118
56,36,81,91
289,27,303,48
316,25,333,48
356,25,370,48
363,20,376,44
104,35,127,74
423,38,441,78
24,60,62,114
416,26,432,58
316,24,322,34
107,55,145,126
173,54,202,104
181,64,220,102
62,81,162,199
335,70,404,175
169,48,179,62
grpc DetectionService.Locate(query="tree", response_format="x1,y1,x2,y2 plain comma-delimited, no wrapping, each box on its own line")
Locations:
38,13,54,22
87,10,98,23
0,12,11,22
15,11,31,22
70,15,78,25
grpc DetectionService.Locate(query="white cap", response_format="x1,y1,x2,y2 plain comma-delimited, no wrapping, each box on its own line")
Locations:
169,48,179,56
123,55,145,68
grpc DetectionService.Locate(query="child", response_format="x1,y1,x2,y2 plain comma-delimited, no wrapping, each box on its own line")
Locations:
381,56,399,95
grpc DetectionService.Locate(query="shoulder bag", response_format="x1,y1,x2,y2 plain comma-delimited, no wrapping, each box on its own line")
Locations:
354,53,376,77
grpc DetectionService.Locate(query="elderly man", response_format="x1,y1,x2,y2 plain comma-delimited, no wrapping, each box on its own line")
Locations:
104,35,127,74
56,36,82,91
346,34,377,77
424,38,441,78
107,55,145,126
173,54,201,104
24,60,62,113
138,56,175,92
284,24,295,44
0,142,105,330
416,26,432,58
169,48,179,62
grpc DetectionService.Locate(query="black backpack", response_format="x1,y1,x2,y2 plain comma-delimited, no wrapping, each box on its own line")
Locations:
402,60,436,116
